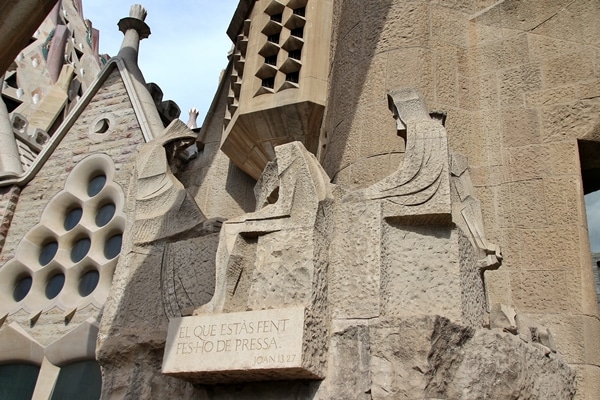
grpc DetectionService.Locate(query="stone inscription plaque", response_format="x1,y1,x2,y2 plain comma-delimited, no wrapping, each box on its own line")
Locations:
162,307,320,383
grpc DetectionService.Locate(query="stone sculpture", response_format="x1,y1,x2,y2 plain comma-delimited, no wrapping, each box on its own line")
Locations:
163,141,333,383
450,152,502,271
196,141,332,314
344,88,451,222
133,119,220,244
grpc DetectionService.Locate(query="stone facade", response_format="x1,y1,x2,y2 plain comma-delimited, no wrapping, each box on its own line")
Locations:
0,1,599,399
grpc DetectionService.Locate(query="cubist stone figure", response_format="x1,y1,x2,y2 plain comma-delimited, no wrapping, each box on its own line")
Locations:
162,141,333,383
344,88,452,221
196,141,333,314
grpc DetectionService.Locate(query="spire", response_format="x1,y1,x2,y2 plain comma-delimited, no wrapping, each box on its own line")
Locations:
117,4,151,63
114,5,165,139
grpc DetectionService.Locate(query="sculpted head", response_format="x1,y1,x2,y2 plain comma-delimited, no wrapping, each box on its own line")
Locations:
387,88,429,135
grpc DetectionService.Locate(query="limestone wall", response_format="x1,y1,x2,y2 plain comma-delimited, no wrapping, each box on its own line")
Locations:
0,67,145,347
178,62,256,220
320,0,600,397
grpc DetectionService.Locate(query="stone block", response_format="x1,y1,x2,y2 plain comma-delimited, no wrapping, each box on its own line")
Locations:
371,1,430,54
315,321,371,400
329,200,381,319
477,34,529,72
573,365,600,400
457,47,477,77
505,142,579,182
162,235,219,317
381,223,464,322
433,45,459,106
513,270,570,313
445,108,485,166
359,105,403,160
473,0,567,32
369,317,435,399
355,54,387,109
438,327,576,399
385,48,434,104
516,225,580,271
506,179,547,228
526,86,577,107
543,176,581,227
485,269,513,308
348,155,394,188
541,52,596,87
583,316,600,366
162,307,323,383
531,0,600,48
576,79,600,100
458,75,480,111
527,33,588,61
501,107,540,148
248,229,316,310
430,6,469,47
499,64,542,107
478,73,500,110
493,184,514,229
540,100,600,142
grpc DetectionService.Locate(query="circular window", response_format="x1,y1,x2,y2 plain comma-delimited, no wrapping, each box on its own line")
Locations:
39,241,58,266
45,273,65,299
64,207,83,231
93,118,110,134
78,270,99,297
95,203,116,227
71,237,91,263
104,234,122,259
13,276,32,302
87,174,106,197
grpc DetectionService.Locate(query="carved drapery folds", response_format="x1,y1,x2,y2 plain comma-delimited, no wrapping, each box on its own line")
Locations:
344,88,452,223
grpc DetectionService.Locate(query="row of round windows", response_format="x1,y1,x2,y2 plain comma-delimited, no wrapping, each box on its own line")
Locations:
13,269,100,302
13,233,122,303
64,202,115,231
39,233,122,266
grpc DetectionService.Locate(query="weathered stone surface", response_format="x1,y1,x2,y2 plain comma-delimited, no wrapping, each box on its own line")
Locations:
381,222,485,325
314,321,371,400
329,196,381,319
320,316,575,400
369,317,435,398
427,321,576,399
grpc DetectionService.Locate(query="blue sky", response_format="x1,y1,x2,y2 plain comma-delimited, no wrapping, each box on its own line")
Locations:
84,0,238,124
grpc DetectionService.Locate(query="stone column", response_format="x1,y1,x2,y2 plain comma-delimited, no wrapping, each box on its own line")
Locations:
116,4,165,138
0,100,23,177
